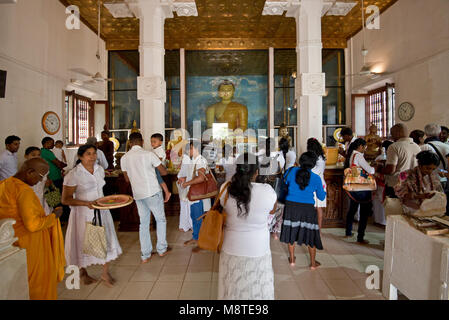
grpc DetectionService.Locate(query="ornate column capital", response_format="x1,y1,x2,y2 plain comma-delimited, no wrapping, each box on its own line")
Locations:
263,0,356,18
173,1,198,16
137,76,167,102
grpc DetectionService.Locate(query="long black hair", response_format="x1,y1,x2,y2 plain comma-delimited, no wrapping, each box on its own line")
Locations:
344,138,366,169
307,138,326,161
76,144,97,165
228,152,258,218
279,138,289,169
295,152,317,190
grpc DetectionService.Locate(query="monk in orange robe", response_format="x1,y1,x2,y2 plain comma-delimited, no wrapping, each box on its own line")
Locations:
0,158,65,300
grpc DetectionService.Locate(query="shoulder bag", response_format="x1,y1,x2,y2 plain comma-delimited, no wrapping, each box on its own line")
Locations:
83,209,107,259
343,154,377,192
275,166,294,204
187,161,219,201
197,182,230,253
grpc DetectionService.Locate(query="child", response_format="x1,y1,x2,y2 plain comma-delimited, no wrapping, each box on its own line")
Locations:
25,146,53,215
151,133,166,163
53,140,67,164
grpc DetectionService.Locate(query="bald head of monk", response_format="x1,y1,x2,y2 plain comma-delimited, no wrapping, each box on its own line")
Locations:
390,123,408,142
14,158,49,187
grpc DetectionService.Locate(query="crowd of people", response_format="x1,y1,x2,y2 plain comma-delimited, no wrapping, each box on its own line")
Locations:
0,121,448,300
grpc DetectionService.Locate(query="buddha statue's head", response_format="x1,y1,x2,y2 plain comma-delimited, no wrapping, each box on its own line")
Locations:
279,124,289,138
218,81,235,101
369,124,378,135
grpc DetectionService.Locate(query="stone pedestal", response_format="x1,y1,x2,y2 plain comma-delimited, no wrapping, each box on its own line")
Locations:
0,219,29,300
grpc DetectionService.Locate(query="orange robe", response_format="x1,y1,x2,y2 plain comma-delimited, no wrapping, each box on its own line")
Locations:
0,177,65,300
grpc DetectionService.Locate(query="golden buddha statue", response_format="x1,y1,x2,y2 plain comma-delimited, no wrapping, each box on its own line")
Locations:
125,120,140,152
166,129,188,171
365,124,383,161
206,81,248,132
278,123,292,148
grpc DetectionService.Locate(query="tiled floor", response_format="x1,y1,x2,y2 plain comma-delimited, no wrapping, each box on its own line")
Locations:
57,216,387,300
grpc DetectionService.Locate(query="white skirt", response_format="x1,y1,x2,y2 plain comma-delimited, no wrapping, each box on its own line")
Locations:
218,251,274,300
65,206,122,268
179,199,193,232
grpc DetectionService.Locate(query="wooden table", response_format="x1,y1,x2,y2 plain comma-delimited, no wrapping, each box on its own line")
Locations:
323,166,348,228
382,215,449,300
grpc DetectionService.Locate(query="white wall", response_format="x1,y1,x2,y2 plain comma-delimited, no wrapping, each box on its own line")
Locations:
346,0,449,133
0,0,107,164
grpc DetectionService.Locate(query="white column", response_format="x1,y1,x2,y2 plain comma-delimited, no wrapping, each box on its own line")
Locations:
268,47,275,131
180,48,186,130
134,0,173,140
290,0,325,154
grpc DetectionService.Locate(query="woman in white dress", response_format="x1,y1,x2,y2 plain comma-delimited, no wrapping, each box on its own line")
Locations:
307,138,327,229
178,140,212,252
177,153,193,232
62,144,122,287
218,152,277,300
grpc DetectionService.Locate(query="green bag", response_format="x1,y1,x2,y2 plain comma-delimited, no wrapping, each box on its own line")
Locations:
44,184,61,208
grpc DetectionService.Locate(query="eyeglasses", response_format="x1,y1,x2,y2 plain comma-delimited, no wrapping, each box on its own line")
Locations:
33,170,45,179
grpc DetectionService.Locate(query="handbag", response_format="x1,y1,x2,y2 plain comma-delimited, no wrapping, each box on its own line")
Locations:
44,183,61,208
196,182,230,253
275,166,294,204
187,162,218,201
83,209,107,259
343,155,377,192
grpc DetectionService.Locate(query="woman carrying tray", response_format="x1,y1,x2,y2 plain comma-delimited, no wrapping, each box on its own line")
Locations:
62,144,122,287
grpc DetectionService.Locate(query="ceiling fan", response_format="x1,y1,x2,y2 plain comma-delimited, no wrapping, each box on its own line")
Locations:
69,0,112,84
336,0,390,80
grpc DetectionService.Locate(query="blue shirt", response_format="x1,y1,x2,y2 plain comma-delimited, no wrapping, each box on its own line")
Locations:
284,167,326,204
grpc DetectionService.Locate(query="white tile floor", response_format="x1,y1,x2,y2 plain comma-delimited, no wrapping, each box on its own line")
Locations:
57,216,387,300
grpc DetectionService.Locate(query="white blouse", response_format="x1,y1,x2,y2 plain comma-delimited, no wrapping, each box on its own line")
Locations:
220,183,277,257
349,151,375,174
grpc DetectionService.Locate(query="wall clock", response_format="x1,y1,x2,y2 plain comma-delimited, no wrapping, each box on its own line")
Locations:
398,102,415,122
42,111,61,135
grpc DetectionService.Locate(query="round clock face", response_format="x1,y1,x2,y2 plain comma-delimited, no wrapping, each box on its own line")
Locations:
398,102,415,122
42,112,60,135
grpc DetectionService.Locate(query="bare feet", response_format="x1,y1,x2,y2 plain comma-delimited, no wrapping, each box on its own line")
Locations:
184,239,197,247
310,261,321,270
141,257,151,264
192,246,202,253
164,192,172,203
273,233,279,240
101,273,115,287
80,270,97,285
159,246,172,257
357,239,370,245
288,256,296,267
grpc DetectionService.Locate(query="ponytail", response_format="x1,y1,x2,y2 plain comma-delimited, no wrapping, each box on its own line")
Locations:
228,153,259,218
344,138,366,169
295,152,317,190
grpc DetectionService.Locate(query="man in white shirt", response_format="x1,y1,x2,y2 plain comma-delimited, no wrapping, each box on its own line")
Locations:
380,124,421,197
0,135,20,180
121,132,171,263
422,124,449,173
